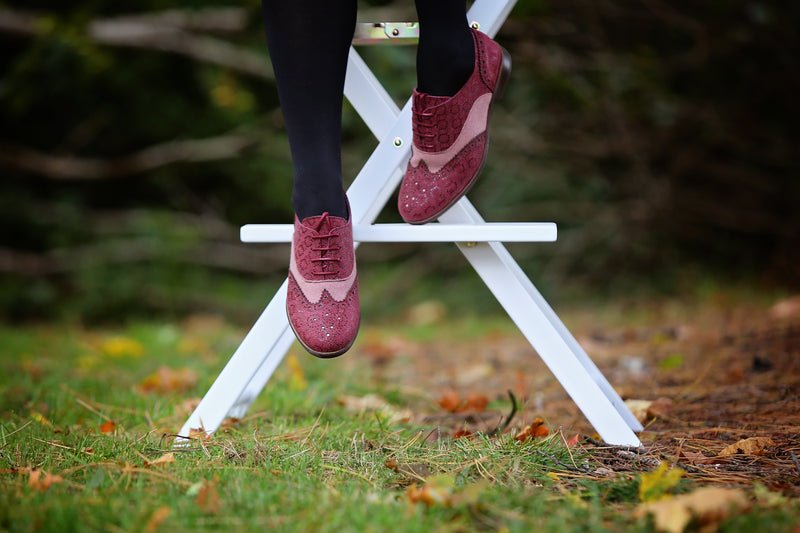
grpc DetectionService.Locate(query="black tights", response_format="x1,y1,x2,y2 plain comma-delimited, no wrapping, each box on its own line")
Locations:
262,1,474,220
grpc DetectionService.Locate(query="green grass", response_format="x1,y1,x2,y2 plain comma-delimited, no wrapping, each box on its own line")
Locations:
0,318,797,532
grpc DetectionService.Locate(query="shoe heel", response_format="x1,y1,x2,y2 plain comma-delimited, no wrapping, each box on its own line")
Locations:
494,46,512,100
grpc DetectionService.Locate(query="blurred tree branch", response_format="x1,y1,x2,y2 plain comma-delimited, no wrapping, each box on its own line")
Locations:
0,7,273,79
0,133,259,180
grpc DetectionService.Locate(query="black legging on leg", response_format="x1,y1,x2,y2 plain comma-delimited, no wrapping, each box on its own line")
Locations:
414,0,475,97
261,0,356,220
261,1,474,220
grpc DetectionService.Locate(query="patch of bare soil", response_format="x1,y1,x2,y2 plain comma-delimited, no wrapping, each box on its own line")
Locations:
357,296,800,494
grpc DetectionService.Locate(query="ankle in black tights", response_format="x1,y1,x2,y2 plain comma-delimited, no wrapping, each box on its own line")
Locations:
262,0,474,220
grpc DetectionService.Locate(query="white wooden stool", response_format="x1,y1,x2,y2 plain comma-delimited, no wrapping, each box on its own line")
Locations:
175,0,643,447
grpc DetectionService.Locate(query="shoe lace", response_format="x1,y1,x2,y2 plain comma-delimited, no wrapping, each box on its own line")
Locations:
413,107,437,151
310,212,340,278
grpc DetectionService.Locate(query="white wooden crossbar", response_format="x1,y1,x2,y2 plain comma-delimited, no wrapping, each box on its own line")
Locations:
241,223,557,243
175,0,642,447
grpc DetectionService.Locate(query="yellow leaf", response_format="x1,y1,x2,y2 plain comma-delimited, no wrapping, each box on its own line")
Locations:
718,437,775,456
639,462,684,502
30,411,53,427
101,337,144,358
637,497,692,533
636,487,750,533
286,353,308,391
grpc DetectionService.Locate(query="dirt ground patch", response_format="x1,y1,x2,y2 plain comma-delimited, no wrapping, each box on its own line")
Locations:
356,296,800,495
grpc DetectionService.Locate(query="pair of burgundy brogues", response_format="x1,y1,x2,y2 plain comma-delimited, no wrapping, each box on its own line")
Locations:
288,29,511,357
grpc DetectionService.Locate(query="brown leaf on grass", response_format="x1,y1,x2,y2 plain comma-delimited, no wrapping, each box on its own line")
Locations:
146,452,175,467
565,433,581,447
28,469,63,491
100,420,116,433
436,391,489,413
406,475,488,508
195,481,221,514
143,506,171,533
437,390,461,412
139,366,198,394
407,484,451,506
718,436,775,456
452,429,473,439
635,487,750,533
188,427,210,441
337,394,412,423
515,418,549,441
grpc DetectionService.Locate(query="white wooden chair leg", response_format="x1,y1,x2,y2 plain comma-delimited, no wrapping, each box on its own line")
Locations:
441,201,642,445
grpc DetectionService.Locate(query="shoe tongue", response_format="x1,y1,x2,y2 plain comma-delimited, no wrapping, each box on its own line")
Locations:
301,212,346,234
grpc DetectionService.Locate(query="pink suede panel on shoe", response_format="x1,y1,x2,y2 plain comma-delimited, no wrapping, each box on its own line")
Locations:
286,211,360,357
409,93,491,173
289,214,356,303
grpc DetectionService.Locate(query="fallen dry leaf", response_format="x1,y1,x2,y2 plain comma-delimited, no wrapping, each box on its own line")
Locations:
143,506,171,533
625,397,673,424
101,336,144,358
406,474,455,506
337,393,412,423
565,433,581,447
769,295,800,319
437,391,489,413
407,484,451,506
515,418,549,441
718,436,775,456
452,429,473,439
196,480,221,514
139,366,198,394
384,458,399,472
678,450,718,465
647,397,673,420
188,427,210,441
146,452,175,467
28,469,63,491
625,399,653,425
437,390,461,412
636,487,750,533
100,420,116,433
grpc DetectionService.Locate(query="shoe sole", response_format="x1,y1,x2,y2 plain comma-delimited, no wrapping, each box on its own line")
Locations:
287,310,361,359
406,46,512,225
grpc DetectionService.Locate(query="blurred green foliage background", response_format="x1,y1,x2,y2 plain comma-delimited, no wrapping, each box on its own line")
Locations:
1,0,798,322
